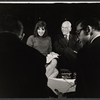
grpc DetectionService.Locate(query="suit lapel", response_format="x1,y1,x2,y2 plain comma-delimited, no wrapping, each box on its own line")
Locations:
60,36,69,47
68,34,72,46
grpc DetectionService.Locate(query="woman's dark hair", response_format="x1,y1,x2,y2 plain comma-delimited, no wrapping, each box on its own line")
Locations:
34,21,48,38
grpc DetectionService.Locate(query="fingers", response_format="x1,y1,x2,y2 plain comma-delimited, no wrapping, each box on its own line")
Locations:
55,89,64,98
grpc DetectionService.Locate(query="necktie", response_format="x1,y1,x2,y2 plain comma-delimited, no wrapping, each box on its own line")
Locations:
64,35,69,44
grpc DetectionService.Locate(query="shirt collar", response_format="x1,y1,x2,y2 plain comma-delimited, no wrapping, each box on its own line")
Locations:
90,34,100,43
64,33,70,38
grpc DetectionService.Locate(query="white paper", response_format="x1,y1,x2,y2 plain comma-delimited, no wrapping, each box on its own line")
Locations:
46,52,59,63
48,77,76,95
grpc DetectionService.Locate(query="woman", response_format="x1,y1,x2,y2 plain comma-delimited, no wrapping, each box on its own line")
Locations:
27,21,52,56
27,21,58,78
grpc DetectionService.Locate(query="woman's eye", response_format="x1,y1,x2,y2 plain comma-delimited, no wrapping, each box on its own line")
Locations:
42,28,45,30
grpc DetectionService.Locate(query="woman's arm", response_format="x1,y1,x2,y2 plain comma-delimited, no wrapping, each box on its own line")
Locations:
48,37,52,53
26,35,34,47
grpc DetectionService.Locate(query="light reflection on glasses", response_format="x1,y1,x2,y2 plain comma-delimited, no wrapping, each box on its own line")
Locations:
61,27,69,29
76,28,84,36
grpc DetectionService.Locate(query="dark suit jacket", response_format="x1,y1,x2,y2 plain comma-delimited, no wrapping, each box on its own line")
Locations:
54,33,82,71
76,36,100,98
0,32,48,98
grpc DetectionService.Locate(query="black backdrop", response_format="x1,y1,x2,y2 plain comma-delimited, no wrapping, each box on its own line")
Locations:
0,3,100,43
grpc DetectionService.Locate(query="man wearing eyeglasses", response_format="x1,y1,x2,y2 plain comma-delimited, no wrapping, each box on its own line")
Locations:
76,17,100,98
54,21,82,75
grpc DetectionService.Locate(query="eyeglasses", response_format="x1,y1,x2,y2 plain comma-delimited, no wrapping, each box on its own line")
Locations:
19,33,25,40
76,28,84,36
61,27,69,29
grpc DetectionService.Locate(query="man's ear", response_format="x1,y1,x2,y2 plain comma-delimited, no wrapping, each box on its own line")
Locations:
69,26,72,32
86,25,92,35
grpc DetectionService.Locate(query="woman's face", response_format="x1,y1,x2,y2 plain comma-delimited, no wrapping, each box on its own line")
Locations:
37,27,45,37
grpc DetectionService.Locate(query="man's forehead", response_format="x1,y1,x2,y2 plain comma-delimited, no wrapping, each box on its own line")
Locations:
62,21,71,27
77,23,82,30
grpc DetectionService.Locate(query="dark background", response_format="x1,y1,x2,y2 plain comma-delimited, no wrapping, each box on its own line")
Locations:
0,3,100,43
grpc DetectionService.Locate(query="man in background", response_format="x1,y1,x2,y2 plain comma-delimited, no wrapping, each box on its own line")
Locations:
54,21,82,74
